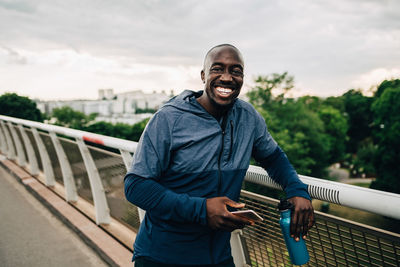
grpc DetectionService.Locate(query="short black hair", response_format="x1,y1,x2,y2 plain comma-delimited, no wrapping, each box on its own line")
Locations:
203,44,242,69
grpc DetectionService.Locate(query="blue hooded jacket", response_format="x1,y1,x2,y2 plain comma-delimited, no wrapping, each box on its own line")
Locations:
124,90,310,265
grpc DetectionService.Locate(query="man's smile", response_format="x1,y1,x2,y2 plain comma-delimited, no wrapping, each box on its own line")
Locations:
215,86,234,96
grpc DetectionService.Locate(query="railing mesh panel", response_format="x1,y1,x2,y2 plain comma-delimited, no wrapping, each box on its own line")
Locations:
54,138,141,231
59,138,92,203
24,128,43,171
239,190,400,266
13,125,28,162
87,145,141,231
0,125,8,153
39,132,63,183
4,123,17,156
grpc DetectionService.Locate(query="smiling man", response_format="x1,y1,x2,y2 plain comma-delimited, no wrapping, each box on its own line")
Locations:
124,44,314,266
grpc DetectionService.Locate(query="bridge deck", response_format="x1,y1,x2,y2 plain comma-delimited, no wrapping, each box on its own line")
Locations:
0,166,109,266
0,160,134,267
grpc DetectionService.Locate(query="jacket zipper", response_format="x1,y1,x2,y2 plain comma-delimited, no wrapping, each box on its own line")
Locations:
211,115,227,264
227,120,233,162
217,116,227,194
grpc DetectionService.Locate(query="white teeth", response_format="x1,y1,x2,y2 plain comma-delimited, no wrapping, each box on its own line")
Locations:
216,87,232,95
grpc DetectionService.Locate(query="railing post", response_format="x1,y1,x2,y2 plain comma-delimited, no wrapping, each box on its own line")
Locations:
119,148,146,223
231,230,250,267
18,125,39,175
76,138,111,225
49,131,78,202
120,149,133,171
1,121,16,160
0,121,8,153
7,122,26,166
31,128,56,186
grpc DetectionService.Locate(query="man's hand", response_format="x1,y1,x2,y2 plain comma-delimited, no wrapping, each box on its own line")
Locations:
206,197,253,232
288,197,315,241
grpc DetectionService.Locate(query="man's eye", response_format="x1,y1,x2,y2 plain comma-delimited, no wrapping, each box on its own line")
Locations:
232,70,243,76
211,67,223,72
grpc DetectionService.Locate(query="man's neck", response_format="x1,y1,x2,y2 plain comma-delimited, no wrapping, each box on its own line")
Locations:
196,94,230,120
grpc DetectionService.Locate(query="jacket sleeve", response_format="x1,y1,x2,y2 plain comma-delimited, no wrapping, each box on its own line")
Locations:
124,111,208,225
252,111,311,200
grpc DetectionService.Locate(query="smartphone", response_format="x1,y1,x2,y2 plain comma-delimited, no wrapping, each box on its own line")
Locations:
232,209,263,222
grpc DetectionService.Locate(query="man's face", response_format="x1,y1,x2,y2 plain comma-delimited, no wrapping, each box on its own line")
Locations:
201,47,244,108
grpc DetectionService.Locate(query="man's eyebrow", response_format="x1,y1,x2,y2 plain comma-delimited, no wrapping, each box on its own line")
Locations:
210,62,243,69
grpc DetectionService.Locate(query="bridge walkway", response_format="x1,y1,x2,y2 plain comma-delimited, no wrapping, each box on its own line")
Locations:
0,164,109,267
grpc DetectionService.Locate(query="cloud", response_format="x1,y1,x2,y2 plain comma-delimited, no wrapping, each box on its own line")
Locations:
0,0,36,13
350,68,400,95
0,45,27,64
0,0,400,99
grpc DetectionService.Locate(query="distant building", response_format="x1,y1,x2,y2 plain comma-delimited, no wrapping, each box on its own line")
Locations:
36,89,171,125
98,88,115,100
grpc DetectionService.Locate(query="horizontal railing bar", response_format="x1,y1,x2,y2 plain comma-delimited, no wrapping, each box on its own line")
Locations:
0,115,138,153
245,165,400,220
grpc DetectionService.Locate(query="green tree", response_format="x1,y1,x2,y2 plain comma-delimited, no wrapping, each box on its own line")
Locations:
374,79,400,98
342,90,373,154
317,106,348,164
298,95,349,165
247,73,331,177
84,121,115,136
352,142,376,177
247,72,294,110
84,118,150,141
0,93,43,122
323,96,346,113
370,80,400,193
52,106,95,129
131,118,150,141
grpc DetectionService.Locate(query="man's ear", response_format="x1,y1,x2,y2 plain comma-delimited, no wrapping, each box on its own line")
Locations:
201,70,205,83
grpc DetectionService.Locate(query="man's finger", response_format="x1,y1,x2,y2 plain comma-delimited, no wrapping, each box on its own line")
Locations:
294,211,304,240
309,210,315,228
224,198,245,209
230,214,254,226
226,212,252,226
290,208,298,237
302,210,310,237
219,216,247,231
304,206,316,238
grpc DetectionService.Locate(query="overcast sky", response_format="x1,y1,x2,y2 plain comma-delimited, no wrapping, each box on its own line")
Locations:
1,0,399,100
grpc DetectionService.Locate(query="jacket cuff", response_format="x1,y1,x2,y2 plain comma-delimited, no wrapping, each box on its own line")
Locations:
285,185,311,200
192,197,208,226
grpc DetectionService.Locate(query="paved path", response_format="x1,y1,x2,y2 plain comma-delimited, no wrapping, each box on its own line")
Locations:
0,166,108,267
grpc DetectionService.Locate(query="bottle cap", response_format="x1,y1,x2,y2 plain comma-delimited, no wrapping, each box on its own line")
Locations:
278,198,294,211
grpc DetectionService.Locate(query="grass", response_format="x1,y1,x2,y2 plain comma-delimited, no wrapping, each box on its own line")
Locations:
350,182,370,188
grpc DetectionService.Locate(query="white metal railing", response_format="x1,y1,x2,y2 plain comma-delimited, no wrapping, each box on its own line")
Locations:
1,114,400,267
246,165,400,220
2,115,399,220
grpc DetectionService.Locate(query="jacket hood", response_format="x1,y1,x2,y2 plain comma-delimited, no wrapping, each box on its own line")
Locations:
162,90,208,116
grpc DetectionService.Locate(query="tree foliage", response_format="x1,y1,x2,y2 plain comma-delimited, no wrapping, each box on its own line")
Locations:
342,90,373,154
317,106,348,164
370,80,400,193
51,106,150,141
0,93,43,122
84,118,149,142
52,106,94,129
247,73,346,177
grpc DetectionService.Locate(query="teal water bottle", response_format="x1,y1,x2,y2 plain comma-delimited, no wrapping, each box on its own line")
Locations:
278,199,310,265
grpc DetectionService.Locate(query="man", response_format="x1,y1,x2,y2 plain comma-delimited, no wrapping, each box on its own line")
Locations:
124,44,314,266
